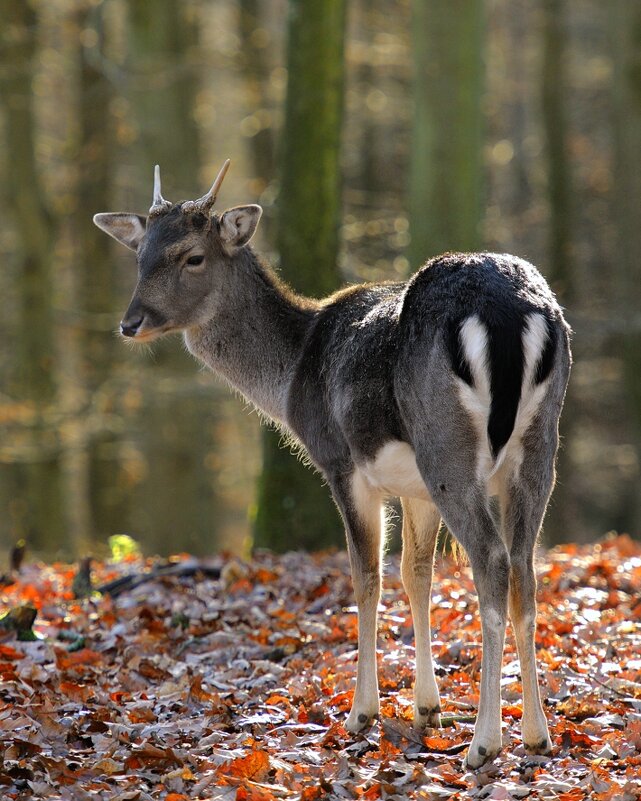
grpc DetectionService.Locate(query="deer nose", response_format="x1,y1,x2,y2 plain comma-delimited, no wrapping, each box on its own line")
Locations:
120,316,144,337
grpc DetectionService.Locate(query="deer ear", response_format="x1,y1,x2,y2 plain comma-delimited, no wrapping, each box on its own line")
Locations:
219,205,262,251
93,213,147,251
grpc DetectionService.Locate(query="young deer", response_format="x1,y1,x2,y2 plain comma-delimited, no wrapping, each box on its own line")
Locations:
94,162,571,767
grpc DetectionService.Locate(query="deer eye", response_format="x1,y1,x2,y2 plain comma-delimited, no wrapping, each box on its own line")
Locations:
185,255,205,267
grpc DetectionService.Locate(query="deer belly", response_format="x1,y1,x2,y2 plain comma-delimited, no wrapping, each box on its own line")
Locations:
361,441,432,500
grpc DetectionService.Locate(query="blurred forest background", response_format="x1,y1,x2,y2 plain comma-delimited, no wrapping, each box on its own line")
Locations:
0,0,640,561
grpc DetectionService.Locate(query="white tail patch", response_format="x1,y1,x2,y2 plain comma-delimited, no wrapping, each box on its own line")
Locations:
455,312,554,486
509,313,550,453
456,316,494,480
522,313,548,383
459,316,490,402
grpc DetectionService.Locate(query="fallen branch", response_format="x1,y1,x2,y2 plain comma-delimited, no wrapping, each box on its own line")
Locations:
96,559,221,597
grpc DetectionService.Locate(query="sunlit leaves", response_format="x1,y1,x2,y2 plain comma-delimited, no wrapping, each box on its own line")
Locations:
108,534,142,563
0,536,640,798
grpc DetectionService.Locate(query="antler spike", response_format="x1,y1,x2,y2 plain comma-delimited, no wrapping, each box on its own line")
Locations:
182,159,231,214
149,164,172,216
204,158,231,207
153,164,162,203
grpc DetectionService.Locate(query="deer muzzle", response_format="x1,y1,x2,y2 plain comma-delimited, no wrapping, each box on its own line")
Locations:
120,294,171,341
120,315,144,337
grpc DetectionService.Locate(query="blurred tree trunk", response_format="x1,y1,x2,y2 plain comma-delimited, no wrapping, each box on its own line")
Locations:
539,0,578,544
57,5,117,551
409,0,484,268
254,0,346,551
500,0,531,219
238,0,277,244
355,0,386,200
612,1,641,534
77,10,116,388
541,0,573,298
128,2,200,202
0,1,65,552
127,1,221,555
238,0,276,186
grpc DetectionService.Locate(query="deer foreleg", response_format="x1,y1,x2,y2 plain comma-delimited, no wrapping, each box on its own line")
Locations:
400,497,441,728
331,471,383,732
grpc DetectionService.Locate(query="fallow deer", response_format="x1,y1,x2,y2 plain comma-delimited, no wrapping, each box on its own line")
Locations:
94,161,571,767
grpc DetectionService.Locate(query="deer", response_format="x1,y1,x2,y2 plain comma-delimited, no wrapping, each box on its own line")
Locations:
94,161,571,768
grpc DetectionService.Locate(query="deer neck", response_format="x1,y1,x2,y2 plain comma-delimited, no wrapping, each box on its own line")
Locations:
184,248,317,423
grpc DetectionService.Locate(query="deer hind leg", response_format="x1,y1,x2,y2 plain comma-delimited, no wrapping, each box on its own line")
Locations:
424,481,509,768
508,525,551,755
499,438,556,755
461,501,510,768
400,497,441,729
330,470,384,732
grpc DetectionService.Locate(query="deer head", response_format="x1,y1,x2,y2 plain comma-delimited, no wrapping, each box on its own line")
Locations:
93,160,262,341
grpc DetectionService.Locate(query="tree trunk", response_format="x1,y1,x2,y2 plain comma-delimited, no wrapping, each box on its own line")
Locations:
612,1,641,534
238,0,277,244
238,0,276,187
56,6,118,553
1,3,55,398
0,1,65,553
409,0,484,268
541,0,573,299
539,0,578,544
128,1,201,204
254,0,347,551
127,1,222,555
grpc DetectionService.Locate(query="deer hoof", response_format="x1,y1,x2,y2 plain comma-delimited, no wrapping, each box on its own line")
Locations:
524,735,552,755
414,704,441,729
465,740,501,769
345,707,378,733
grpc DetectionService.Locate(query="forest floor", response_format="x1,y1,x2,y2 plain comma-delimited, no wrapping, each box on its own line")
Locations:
0,536,641,800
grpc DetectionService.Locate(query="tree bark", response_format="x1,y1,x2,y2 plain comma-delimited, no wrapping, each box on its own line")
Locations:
0,2,55,399
409,0,484,268
0,1,65,553
539,0,578,544
238,0,276,188
541,0,573,299
254,0,347,551
128,1,201,204
612,0,641,533
127,1,222,555
57,5,117,552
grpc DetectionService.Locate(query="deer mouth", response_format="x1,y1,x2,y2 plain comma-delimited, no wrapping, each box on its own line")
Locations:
119,317,177,342
129,329,163,342
120,302,179,341
127,325,177,342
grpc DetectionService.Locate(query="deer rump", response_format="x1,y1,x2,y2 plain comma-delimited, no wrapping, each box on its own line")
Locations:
286,252,564,501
